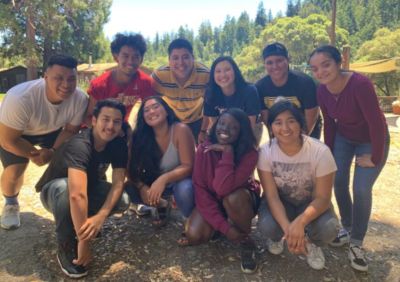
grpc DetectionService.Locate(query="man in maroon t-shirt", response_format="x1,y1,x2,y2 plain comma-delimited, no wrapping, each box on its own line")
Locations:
86,33,154,124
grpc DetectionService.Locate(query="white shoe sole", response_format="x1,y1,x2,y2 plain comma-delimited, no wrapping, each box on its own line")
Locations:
348,252,368,272
0,222,20,230
57,254,88,279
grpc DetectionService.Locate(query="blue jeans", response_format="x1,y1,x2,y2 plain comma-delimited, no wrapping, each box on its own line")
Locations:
125,177,194,218
40,178,130,243
333,132,390,246
258,199,338,246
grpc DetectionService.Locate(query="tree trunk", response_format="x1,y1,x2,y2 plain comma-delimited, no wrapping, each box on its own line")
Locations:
26,3,38,80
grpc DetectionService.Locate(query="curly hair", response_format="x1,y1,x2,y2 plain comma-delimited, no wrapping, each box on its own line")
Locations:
128,96,179,185
110,33,147,56
209,108,256,164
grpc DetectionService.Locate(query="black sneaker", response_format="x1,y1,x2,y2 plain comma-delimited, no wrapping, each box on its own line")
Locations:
330,228,350,247
240,241,257,274
348,244,368,272
57,240,88,278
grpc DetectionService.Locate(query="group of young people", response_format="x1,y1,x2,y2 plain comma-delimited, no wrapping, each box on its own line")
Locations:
0,32,388,278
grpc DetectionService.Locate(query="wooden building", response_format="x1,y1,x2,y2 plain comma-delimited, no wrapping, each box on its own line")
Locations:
0,66,27,92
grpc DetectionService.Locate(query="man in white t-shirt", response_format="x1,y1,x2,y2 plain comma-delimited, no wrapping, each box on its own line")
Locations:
0,54,88,230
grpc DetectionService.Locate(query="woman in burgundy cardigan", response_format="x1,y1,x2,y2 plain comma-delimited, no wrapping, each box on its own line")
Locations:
180,108,260,274
309,45,389,272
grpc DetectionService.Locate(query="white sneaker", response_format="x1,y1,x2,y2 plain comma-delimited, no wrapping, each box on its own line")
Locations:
267,238,284,255
348,244,368,272
1,204,20,230
306,242,325,270
130,203,153,216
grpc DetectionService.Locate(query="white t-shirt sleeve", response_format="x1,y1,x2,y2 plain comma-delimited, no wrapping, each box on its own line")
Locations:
257,144,272,172
315,146,337,177
67,90,88,126
0,93,31,131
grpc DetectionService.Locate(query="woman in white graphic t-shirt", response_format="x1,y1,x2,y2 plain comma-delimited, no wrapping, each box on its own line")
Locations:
257,98,338,270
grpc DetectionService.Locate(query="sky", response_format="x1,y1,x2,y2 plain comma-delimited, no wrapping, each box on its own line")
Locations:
104,0,287,40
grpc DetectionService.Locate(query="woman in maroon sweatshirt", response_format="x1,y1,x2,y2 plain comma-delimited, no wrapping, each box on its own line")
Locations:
309,45,389,272
180,108,260,274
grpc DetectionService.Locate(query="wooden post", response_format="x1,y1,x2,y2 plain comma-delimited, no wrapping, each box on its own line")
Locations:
342,46,350,70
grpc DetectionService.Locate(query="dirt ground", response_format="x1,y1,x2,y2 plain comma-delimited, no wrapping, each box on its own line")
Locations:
0,128,399,282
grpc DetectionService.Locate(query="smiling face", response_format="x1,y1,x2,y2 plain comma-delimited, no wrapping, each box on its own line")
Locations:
215,113,240,145
270,110,302,146
169,48,194,85
113,45,143,77
264,55,289,85
309,52,341,85
143,98,168,127
214,60,235,93
44,65,77,103
92,106,123,144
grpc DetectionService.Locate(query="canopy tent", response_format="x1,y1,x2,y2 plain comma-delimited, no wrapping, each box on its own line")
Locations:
350,58,399,73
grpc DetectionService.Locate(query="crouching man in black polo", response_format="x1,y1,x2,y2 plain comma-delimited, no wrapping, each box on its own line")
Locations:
36,99,130,278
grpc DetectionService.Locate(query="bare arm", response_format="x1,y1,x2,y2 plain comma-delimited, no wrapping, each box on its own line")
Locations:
147,123,195,204
291,172,334,229
248,115,257,130
52,123,80,150
83,96,98,127
286,171,335,254
304,107,319,135
261,109,269,128
198,116,210,143
0,122,37,158
68,168,89,238
68,168,92,266
77,168,126,241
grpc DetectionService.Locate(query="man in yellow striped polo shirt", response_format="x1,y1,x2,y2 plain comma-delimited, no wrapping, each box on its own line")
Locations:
151,38,210,141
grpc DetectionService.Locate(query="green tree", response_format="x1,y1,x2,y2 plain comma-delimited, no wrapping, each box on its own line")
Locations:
198,21,213,46
220,16,236,55
287,0,301,17
356,28,400,96
0,0,112,70
236,12,252,49
267,9,274,23
236,14,349,81
255,2,267,28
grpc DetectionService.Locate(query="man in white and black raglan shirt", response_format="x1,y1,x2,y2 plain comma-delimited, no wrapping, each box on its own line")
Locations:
255,42,321,139
36,99,130,278
0,54,88,230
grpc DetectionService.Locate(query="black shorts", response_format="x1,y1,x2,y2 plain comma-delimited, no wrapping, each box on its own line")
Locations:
0,128,62,168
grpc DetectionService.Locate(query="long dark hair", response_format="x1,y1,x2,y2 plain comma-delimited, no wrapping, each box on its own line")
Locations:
206,56,248,106
128,96,179,185
209,108,256,164
308,45,342,65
